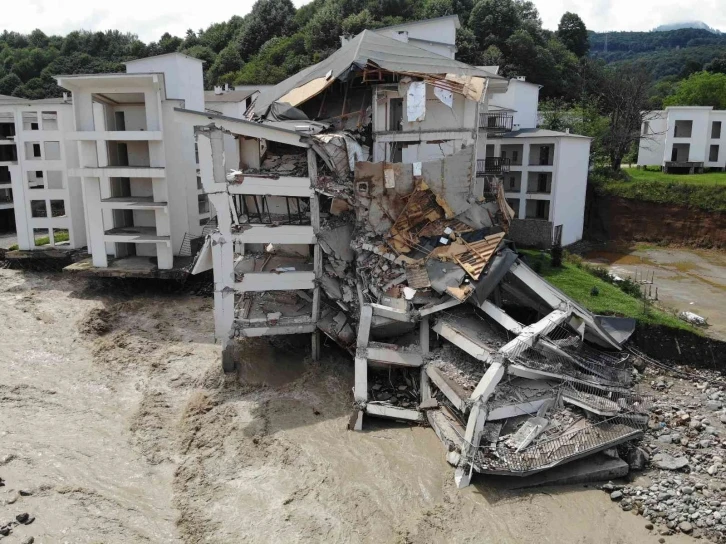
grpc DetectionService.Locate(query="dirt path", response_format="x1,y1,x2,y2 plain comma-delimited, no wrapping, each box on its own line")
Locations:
0,269,695,543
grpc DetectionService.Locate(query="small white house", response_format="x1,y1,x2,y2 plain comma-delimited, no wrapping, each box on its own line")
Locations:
370,15,461,59
638,106,726,172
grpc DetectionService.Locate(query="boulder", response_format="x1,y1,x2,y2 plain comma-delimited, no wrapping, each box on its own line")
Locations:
652,453,689,471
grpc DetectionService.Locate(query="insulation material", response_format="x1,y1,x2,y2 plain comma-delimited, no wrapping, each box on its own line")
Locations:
406,81,426,122
384,164,395,188
278,76,334,107
444,74,486,102
433,86,453,108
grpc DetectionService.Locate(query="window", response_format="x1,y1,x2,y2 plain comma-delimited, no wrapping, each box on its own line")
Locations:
194,143,199,164
115,111,126,131
642,121,650,135
30,200,47,218
536,200,549,219
539,146,551,165
32,143,41,158
197,176,203,190
537,173,548,192
44,141,61,160
389,98,403,131
198,194,209,214
36,170,43,178
50,200,66,217
117,143,129,166
508,176,516,190
28,169,43,189
31,122,39,130
0,166,9,183
42,111,58,131
713,121,722,139
674,120,693,138
513,150,519,163
46,171,63,189
501,150,507,159
710,144,719,162
22,112,39,131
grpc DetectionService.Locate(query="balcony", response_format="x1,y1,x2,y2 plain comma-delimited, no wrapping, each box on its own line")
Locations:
479,112,514,133
476,157,511,177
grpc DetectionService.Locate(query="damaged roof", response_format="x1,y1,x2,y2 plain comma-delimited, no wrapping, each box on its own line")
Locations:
252,29,503,116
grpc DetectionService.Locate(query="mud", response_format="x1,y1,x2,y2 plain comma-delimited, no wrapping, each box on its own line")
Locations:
585,246,726,341
0,269,695,543
586,195,726,249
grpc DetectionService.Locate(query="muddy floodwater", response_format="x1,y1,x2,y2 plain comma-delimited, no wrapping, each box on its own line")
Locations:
0,269,695,543
585,246,726,341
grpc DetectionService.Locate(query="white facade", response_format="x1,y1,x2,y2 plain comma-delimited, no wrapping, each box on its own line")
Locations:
488,77,541,130
54,53,237,270
479,130,591,246
0,96,86,250
372,15,461,59
638,106,726,171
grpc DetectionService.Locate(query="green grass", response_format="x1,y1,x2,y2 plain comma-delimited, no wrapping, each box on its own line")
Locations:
593,168,726,212
522,250,695,332
7,230,69,251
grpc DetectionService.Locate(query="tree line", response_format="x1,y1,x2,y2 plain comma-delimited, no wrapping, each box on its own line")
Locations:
1,0,725,173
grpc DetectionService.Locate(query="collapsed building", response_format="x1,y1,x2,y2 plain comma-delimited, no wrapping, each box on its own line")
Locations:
184,26,647,488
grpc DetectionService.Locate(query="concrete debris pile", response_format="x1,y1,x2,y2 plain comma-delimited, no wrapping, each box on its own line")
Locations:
601,362,726,542
191,27,657,489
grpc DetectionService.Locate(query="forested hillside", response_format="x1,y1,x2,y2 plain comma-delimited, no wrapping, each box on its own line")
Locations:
0,0,591,100
0,0,725,104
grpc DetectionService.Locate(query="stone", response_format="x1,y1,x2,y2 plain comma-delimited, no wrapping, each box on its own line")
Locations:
646,523,654,530
658,539,665,544
15,513,28,524
611,491,623,501
20,538,34,544
705,400,722,411
652,453,689,471
658,435,673,444
682,486,694,495
679,521,693,533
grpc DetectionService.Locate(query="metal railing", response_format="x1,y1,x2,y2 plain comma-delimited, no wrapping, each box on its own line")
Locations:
479,112,514,132
476,157,511,176
476,414,645,474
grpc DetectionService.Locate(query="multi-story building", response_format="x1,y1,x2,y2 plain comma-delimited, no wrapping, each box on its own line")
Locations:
638,106,726,173
478,77,592,246
0,94,86,250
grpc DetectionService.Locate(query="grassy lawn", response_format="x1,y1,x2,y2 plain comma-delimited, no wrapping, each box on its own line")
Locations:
7,230,69,251
593,168,726,212
522,250,695,332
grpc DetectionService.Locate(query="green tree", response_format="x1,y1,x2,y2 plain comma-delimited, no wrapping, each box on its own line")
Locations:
207,45,243,85
557,12,588,57
0,73,21,95
664,71,726,109
236,0,297,61
705,54,726,74
468,0,521,50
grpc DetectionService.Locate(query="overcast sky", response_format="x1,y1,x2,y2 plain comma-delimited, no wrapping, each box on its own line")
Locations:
4,0,725,42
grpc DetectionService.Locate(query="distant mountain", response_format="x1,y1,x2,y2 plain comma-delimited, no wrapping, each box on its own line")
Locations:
653,21,721,33
589,27,726,80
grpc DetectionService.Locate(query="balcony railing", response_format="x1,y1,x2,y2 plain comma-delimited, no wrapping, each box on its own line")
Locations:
476,157,511,177
479,112,514,133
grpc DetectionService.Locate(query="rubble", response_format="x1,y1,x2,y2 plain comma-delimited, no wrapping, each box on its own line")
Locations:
189,24,670,500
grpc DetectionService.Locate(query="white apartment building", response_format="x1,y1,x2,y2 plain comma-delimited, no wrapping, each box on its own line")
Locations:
0,95,86,251
638,106,726,172
478,77,592,246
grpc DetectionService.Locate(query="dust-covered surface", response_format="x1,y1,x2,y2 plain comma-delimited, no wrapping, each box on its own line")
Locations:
0,269,696,543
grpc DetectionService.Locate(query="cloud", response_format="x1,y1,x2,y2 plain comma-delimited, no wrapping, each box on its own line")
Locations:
2,0,724,42
1,0,308,42
533,0,726,33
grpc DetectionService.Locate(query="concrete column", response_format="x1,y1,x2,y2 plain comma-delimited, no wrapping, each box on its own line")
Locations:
519,143,530,219
210,230,235,348
420,316,431,402
156,241,173,269
354,356,368,402
83,177,107,267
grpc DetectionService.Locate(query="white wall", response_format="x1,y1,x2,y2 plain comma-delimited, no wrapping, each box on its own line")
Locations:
373,17,458,59
125,54,204,111
637,111,667,166
551,137,590,246
662,107,711,164
488,78,540,129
